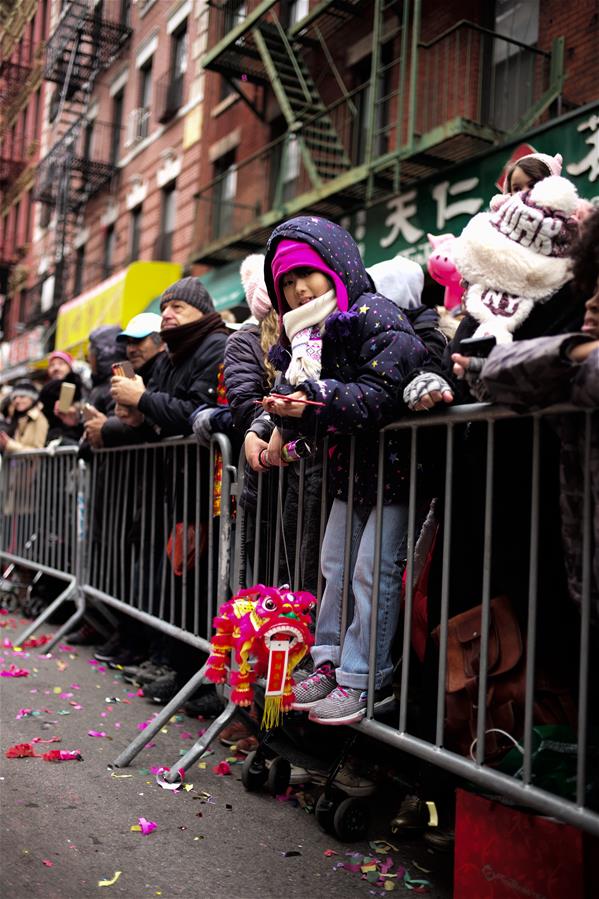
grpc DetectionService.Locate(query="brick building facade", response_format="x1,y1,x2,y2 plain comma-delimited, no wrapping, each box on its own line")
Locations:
0,0,598,377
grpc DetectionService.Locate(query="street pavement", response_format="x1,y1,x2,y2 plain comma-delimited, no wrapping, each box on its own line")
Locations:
0,615,452,899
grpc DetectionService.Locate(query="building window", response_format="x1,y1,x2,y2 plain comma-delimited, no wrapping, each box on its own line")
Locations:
352,42,392,165
212,152,237,240
486,0,540,131
138,59,153,139
103,224,115,277
129,205,142,261
120,0,132,27
111,89,124,165
172,23,188,80
285,0,309,27
74,245,85,296
158,24,187,122
225,1,246,31
156,184,176,260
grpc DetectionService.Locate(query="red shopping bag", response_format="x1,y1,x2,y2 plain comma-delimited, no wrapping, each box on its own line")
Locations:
454,789,598,899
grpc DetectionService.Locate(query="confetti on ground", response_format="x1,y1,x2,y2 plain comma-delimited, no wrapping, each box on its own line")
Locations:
98,871,122,887
42,859,54,867
110,772,133,779
87,730,108,738
334,850,431,894
0,664,30,677
131,817,157,835
213,761,231,776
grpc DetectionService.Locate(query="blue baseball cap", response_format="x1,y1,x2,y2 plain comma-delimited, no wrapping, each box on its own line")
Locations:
117,312,163,341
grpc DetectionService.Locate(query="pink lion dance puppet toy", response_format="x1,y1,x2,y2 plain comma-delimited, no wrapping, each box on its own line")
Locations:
206,584,315,728
426,233,464,312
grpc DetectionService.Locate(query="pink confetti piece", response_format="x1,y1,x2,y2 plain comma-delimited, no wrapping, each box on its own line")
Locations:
31,736,61,744
180,731,194,740
16,708,33,719
0,664,29,677
59,692,73,700
42,859,54,867
213,761,231,776
138,816,157,835
87,730,107,738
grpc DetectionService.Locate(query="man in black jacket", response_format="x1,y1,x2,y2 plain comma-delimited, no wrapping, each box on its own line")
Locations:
110,278,228,437
106,278,229,701
84,312,165,448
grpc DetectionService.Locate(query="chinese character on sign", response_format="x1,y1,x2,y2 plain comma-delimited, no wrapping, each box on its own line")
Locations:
566,114,599,183
381,190,424,247
431,178,484,230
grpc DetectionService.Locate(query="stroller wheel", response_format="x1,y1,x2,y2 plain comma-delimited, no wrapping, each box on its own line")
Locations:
314,792,337,834
267,757,291,796
241,750,268,791
333,797,370,842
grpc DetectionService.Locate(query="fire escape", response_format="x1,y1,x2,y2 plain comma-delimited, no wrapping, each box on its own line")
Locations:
33,0,131,312
192,0,565,264
0,34,44,319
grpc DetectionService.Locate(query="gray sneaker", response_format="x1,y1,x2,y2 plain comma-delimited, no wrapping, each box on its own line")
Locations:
291,663,337,710
308,685,367,725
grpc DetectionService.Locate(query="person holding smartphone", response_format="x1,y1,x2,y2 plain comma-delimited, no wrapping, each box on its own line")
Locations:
0,380,48,454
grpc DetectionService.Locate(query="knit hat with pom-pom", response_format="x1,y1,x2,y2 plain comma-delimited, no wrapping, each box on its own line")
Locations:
240,254,272,321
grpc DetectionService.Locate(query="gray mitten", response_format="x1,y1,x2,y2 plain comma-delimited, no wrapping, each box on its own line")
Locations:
191,407,215,447
403,372,453,410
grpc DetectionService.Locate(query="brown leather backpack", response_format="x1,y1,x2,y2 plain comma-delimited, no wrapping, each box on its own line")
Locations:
433,595,576,762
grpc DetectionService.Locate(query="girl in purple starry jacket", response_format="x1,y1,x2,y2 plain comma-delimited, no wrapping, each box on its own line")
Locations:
260,216,430,725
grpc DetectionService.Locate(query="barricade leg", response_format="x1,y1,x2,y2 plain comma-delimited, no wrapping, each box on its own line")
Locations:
162,701,242,784
111,663,211,768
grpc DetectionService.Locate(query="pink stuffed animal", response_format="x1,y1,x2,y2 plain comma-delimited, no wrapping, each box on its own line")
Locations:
427,233,464,311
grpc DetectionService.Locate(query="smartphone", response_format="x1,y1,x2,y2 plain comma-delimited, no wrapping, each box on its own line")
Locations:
57,381,76,413
82,403,97,422
112,361,136,378
458,335,497,358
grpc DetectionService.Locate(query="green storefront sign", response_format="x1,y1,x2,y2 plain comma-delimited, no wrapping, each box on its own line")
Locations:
344,102,599,267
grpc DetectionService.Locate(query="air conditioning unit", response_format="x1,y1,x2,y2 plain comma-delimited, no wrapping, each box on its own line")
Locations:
125,107,150,148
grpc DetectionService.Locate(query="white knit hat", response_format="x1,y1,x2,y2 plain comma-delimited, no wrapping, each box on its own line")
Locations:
516,151,563,178
240,254,272,321
452,175,579,343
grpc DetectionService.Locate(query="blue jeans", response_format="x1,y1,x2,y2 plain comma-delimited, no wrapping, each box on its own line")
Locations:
312,499,408,691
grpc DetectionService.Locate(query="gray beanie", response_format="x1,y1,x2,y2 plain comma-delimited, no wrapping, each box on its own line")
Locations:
159,277,215,314
11,379,39,402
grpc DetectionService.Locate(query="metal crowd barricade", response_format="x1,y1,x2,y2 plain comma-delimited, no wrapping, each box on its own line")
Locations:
358,402,599,838
0,446,89,652
158,401,599,835
82,433,237,769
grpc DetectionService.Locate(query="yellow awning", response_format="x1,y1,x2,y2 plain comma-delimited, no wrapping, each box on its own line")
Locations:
55,261,182,358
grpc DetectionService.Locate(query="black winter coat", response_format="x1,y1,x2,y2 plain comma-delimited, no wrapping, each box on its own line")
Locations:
224,324,270,434
138,332,228,438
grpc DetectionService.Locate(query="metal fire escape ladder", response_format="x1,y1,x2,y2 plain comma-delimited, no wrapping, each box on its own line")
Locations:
52,25,100,306
252,15,352,190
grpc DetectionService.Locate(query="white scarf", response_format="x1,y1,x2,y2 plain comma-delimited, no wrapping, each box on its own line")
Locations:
282,290,337,386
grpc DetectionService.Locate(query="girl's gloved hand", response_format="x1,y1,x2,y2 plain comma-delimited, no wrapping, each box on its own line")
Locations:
403,373,454,411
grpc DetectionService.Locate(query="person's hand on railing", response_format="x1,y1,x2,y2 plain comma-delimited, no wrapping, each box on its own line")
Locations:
115,403,144,428
84,409,107,448
244,430,270,472
264,426,287,468
403,372,454,411
110,374,145,408
451,354,490,403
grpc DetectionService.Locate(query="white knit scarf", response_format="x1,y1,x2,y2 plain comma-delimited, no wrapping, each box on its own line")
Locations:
282,290,337,386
